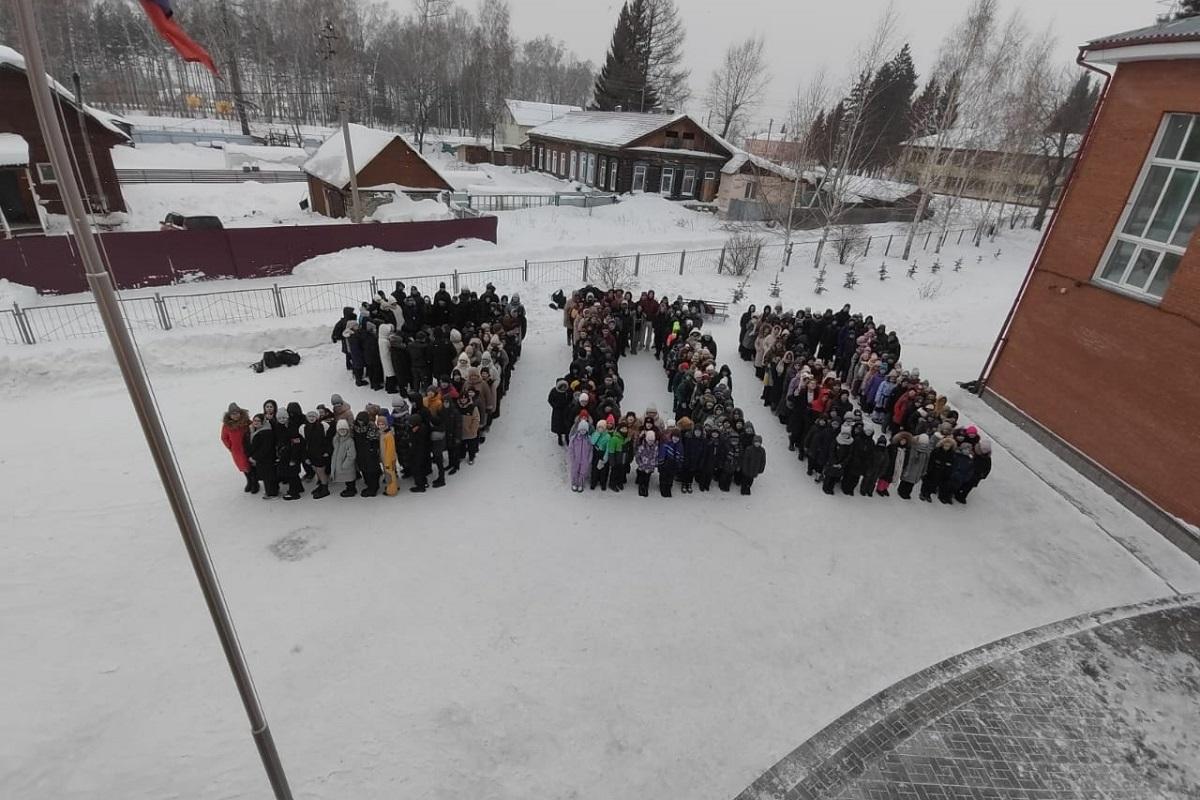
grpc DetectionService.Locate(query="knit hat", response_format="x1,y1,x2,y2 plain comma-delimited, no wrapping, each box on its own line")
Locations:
331,393,344,407
645,430,656,443
665,418,677,429
836,422,854,445
597,419,608,431
577,420,590,434
579,392,589,404
977,440,992,455
336,419,350,432
227,402,240,414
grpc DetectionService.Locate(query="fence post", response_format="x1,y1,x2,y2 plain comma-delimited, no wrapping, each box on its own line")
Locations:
272,283,286,318
957,229,965,245
11,302,35,344
370,276,378,296
885,234,893,256
923,231,932,250
679,249,686,275
634,252,641,276
717,247,725,274
753,244,762,272
863,236,872,257
523,259,529,281
583,256,589,282
453,270,459,293
783,243,792,268
154,293,172,330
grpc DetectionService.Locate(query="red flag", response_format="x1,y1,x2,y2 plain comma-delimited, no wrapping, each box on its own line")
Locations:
138,0,219,76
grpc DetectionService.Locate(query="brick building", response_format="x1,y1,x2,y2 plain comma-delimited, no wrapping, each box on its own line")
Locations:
1,45,129,234
304,124,452,218
526,111,733,201
980,15,1200,553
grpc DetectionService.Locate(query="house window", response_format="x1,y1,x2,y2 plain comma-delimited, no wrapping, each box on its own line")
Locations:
552,151,559,175
681,167,697,196
538,147,545,170
1095,112,1200,301
587,153,596,185
610,160,619,191
36,163,57,184
682,132,695,150
744,179,759,200
632,164,647,192
598,157,607,188
665,131,680,149
660,167,675,194
569,151,577,180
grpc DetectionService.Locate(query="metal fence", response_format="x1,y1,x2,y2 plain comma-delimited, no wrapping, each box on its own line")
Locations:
4,220,1024,345
116,168,308,184
458,193,620,212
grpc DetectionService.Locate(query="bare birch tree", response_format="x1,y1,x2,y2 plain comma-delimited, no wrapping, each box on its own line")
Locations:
705,35,770,140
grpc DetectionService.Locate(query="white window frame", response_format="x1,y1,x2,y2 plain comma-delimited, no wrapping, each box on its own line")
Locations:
1094,112,1200,302
538,146,545,171
681,167,697,196
598,157,607,189
609,160,619,191
632,164,647,192
36,162,57,184
569,151,577,180
587,153,596,185
660,166,675,195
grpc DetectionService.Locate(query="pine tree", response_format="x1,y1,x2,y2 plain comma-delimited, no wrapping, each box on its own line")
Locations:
909,77,941,137
637,0,689,109
861,44,917,170
592,2,654,110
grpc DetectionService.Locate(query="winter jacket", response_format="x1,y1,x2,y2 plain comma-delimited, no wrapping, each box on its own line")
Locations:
458,403,481,440
903,437,933,483
925,444,956,485
248,424,277,472
330,431,357,483
805,424,836,464
739,443,767,478
681,430,705,470
657,439,683,470
949,451,975,489
380,430,397,472
221,421,251,472
635,439,659,472
353,418,381,473
303,420,331,466
377,323,397,379
547,387,574,435
568,427,593,485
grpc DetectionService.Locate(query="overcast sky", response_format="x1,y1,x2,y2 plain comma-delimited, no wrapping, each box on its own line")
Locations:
486,0,1161,136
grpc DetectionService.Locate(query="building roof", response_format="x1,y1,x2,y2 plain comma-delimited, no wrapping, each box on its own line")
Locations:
0,45,131,141
628,145,728,160
0,132,29,167
504,99,581,128
304,123,448,190
903,128,1083,157
1085,14,1200,50
722,150,799,180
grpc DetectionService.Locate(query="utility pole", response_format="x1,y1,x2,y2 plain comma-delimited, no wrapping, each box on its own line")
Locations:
70,72,109,214
219,0,252,136
320,19,363,223
11,3,293,798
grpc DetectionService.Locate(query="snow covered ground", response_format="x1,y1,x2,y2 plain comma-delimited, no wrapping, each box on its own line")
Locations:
3,216,1199,799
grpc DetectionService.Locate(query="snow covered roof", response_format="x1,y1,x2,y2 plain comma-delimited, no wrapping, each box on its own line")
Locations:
0,45,131,141
722,150,799,180
527,111,684,148
304,124,449,190
837,174,920,204
903,128,1083,157
1086,14,1200,50
504,99,582,128
0,132,29,167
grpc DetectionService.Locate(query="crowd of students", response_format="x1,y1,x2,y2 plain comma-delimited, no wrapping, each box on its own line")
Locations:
218,281,523,498
550,287,767,497
738,302,992,503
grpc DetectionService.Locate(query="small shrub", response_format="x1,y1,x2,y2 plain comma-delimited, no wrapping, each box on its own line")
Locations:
723,229,766,276
917,278,943,301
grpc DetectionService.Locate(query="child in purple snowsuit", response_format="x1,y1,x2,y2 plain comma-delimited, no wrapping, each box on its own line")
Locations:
634,430,658,498
567,419,592,492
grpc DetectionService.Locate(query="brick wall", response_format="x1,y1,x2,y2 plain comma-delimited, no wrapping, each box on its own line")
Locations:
987,59,1200,526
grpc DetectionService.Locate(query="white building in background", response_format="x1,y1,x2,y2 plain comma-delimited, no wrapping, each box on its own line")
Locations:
497,99,581,147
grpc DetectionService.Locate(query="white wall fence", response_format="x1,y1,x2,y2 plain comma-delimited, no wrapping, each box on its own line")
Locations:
0,221,1025,346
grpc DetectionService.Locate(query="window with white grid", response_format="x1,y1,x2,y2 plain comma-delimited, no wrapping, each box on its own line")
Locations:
1094,113,1200,301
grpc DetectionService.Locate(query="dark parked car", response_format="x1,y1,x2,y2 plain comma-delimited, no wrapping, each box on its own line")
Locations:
160,212,224,231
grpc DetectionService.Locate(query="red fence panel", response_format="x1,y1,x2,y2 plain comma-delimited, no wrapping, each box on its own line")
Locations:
0,215,498,294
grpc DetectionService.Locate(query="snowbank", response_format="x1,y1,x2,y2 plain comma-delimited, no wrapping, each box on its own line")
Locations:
120,182,326,230
366,191,454,223
0,277,39,308
0,132,29,167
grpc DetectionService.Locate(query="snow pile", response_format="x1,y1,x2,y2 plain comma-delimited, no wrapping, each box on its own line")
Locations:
120,182,324,231
111,143,228,170
223,144,309,170
0,278,39,307
367,190,454,223
0,132,29,166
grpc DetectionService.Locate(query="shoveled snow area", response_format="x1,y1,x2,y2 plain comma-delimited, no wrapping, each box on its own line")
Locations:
111,142,308,171
2,222,1198,800
119,182,328,230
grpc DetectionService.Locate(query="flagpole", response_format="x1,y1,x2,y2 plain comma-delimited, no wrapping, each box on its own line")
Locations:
11,3,294,798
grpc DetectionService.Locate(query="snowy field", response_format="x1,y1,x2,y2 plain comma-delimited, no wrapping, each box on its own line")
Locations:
3,208,1199,800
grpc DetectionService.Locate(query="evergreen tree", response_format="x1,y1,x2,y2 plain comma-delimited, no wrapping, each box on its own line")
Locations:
861,43,917,170
637,0,690,109
592,2,654,110
1048,73,1094,135
909,77,941,137
1178,0,1200,18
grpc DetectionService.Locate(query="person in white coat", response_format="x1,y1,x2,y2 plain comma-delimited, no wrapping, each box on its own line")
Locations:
378,322,398,394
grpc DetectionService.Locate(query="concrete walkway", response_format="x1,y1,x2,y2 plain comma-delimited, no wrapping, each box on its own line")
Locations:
736,595,1200,800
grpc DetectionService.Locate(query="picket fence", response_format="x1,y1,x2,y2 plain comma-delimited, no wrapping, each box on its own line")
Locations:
0,220,1024,346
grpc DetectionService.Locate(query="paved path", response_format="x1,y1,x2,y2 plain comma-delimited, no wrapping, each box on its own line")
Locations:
737,595,1200,800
